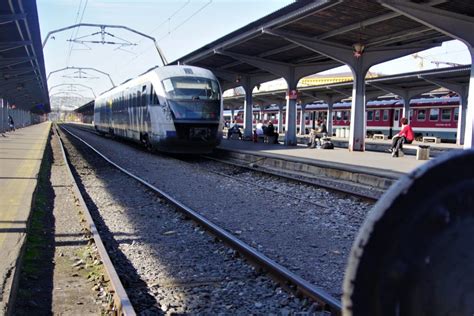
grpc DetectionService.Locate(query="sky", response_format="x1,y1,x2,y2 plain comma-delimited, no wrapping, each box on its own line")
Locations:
37,0,472,110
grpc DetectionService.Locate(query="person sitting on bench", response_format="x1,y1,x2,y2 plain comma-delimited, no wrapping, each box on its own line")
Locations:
388,117,414,157
264,121,279,144
227,120,242,139
308,119,327,148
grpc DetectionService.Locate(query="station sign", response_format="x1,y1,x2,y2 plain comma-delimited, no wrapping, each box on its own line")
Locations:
286,89,298,100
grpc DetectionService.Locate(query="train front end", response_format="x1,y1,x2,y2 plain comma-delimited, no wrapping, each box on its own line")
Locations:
151,66,223,154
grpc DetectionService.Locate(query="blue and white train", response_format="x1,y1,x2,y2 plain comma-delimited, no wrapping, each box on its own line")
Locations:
94,65,223,154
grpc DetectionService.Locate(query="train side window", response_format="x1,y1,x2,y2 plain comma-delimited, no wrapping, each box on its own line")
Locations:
429,108,439,121
441,109,451,121
375,110,380,121
409,109,413,120
142,85,147,105
417,109,426,121
336,111,342,121
367,111,373,121
149,85,160,105
383,109,389,121
343,111,349,121
454,107,459,121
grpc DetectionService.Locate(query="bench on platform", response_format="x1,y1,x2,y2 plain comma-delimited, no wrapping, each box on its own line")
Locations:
264,135,277,144
229,133,241,140
373,134,387,140
402,144,431,160
422,136,440,143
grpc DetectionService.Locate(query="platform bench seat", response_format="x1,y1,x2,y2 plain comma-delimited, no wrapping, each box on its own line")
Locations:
373,134,387,140
229,133,240,140
264,135,277,144
403,144,430,160
422,136,440,143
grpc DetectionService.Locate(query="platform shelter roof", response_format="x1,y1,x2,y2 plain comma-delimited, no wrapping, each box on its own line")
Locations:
172,0,471,96
0,0,49,113
223,65,471,107
74,100,94,116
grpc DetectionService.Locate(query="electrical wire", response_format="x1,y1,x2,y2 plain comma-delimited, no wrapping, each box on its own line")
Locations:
158,0,212,42
116,0,213,78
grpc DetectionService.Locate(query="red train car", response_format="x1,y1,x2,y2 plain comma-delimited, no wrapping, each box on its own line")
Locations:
224,96,459,142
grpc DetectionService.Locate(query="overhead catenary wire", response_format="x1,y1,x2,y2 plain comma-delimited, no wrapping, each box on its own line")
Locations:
115,0,213,78
66,0,89,66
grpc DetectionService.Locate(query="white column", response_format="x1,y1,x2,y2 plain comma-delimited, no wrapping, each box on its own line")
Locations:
299,103,306,135
349,63,367,151
326,97,334,136
464,49,474,149
277,104,284,134
243,80,255,139
284,77,298,145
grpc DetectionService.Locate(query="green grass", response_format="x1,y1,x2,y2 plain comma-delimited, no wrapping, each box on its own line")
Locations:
19,140,52,279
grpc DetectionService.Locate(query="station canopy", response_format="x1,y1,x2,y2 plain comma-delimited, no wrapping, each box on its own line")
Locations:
0,0,49,113
172,0,471,103
223,65,471,107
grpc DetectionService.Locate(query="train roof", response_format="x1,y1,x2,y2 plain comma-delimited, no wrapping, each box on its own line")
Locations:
97,65,218,99
223,96,461,114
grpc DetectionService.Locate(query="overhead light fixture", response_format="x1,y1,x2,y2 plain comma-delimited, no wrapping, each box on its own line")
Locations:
235,75,241,83
353,43,365,58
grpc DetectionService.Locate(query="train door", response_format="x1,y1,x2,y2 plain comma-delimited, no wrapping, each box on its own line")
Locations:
393,109,400,128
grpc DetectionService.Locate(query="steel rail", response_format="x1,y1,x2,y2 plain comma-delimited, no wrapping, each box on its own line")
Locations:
55,124,135,315
203,155,381,202
59,124,343,315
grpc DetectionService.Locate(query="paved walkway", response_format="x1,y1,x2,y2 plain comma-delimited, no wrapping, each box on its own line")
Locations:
0,122,50,313
218,138,460,175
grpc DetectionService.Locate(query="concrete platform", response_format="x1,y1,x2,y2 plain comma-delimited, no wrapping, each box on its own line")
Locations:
0,122,51,313
218,137,459,178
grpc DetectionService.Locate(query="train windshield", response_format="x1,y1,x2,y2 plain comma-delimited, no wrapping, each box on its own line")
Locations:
162,76,221,120
162,77,220,101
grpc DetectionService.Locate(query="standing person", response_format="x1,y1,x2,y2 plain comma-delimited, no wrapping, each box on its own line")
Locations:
388,117,414,157
254,120,265,142
8,115,15,132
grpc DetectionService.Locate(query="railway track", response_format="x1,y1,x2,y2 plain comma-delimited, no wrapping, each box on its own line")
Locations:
58,123,343,315
55,125,135,315
200,155,379,203
66,123,381,203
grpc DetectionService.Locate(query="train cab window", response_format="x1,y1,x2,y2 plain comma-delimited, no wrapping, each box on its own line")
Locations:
454,107,459,121
383,109,389,121
441,109,451,121
429,108,439,121
417,109,426,121
374,110,380,121
162,77,220,101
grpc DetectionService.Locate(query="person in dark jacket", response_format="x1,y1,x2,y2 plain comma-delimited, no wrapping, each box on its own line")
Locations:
264,121,279,144
8,115,15,131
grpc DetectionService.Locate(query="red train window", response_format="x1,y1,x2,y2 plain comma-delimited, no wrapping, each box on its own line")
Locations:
429,109,439,121
441,109,451,121
367,111,373,121
374,110,380,121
